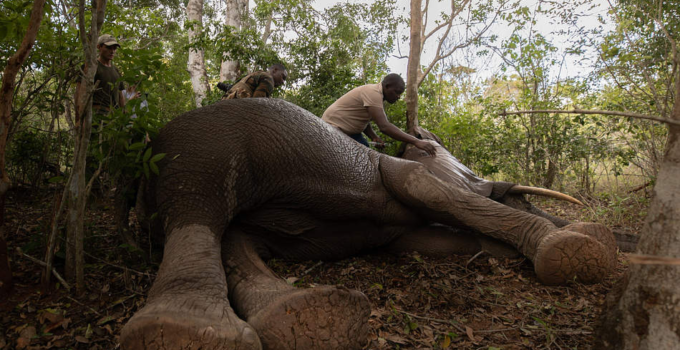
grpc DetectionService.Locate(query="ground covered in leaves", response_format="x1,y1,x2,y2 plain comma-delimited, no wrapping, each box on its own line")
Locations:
1,185,644,349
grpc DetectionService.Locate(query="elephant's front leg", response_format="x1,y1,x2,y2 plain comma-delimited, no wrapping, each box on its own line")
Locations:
379,158,616,285
222,228,371,350
120,225,261,350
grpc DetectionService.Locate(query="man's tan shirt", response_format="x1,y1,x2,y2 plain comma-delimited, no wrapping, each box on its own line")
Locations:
322,83,384,135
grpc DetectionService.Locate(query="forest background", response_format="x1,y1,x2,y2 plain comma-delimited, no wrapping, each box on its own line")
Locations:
1,0,678,348
2,0,669,212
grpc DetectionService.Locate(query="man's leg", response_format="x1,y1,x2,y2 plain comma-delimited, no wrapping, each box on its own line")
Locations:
348,133,369,147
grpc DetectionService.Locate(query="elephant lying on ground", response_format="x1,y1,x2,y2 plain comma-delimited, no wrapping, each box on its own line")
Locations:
120,98,616,350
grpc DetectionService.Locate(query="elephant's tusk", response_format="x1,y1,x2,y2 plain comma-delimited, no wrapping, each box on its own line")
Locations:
508,185,584,205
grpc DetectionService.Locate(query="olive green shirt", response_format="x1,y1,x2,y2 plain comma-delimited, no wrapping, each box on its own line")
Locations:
92,61,124,108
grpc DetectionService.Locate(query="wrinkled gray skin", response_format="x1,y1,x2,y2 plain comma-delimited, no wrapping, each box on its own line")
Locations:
400,127,572,227
120,99,616,350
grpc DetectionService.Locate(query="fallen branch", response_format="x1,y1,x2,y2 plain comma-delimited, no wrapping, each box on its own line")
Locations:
57,235,153,277
66,295,101,316
627,253,680,265
498,109,680,126
552,329,593,335
395,309,466,334
19,249,71,290
301,261,323,276
475,327,518,334
628,181,652,193
466,250,486,267
395,309,533,335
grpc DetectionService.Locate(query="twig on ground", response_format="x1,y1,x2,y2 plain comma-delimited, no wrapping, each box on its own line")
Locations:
66,295,101,316
395,309,466,334
19,249,71,290
57,236,154,277
448,288,508,307
301,261,324,276
466,250,487,267
397,309,526,335
553,329,593,335
475,327,518,333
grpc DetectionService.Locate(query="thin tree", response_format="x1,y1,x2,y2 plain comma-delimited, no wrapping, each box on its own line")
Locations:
405,0,423,134
187,0,210,107
594,1,680,347
60,0,108,293
220,0,249,82
0,0,47,297
405,0,504,132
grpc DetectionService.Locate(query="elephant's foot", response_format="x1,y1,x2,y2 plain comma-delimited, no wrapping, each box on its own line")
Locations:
246,285,371,350
120,296,262,350
533,223,616,285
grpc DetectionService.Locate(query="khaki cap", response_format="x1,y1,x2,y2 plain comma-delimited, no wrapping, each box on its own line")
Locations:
97,34,120,47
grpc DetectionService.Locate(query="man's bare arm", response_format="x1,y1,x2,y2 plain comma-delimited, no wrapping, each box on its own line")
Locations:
368,106,436,156
363,124,379,140
119,90,126,109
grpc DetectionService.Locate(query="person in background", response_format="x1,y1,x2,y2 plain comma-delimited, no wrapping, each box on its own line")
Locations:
322,73,436,156
76,34,127,118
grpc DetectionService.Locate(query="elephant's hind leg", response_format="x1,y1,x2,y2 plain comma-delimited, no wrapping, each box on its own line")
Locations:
222,229,371,350
379,159,616,285
120,225,261,350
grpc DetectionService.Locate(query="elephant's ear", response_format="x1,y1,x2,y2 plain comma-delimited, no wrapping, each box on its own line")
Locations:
396,127,446,158
414,126,443,146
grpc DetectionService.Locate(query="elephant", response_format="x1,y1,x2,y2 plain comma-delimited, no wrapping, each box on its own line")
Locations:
119,98,617,350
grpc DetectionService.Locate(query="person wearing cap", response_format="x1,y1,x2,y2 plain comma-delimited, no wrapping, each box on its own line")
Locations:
322,73,437,156
76,34,128,117
219,64,288,99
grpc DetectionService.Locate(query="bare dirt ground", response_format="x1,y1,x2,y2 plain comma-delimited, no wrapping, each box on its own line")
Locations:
0,186,645,349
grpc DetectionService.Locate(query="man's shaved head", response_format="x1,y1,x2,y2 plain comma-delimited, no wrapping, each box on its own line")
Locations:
382,73,405,87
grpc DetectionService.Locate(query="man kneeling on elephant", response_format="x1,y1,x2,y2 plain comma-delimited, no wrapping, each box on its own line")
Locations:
322,73,437,156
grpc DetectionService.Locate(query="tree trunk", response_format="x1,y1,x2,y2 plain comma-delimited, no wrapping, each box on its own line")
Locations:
405,0,423,134
219,0,248,82
187,0,210,107
543,158,556,189
0,0,47,297
596,71,680,349
62,0,107,294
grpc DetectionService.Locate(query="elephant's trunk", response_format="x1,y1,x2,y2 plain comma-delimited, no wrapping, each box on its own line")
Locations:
507,185,584,205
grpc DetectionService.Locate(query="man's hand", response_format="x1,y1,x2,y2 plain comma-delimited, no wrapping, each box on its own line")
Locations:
415,140,437,157
372,136,385,150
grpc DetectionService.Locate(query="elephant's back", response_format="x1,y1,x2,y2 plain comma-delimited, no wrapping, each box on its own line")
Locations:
154,99,387,220
159,99,351,152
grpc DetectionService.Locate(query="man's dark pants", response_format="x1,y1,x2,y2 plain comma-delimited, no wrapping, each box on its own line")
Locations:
349,133,369,147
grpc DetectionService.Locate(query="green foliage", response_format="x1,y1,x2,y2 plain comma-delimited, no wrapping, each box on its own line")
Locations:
0,0,670,204
91,97,165,182
261,0,398,116
7,130,68,185
211,26,281,73
591,0,675,177
0,0,53,46
103,3,195,119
